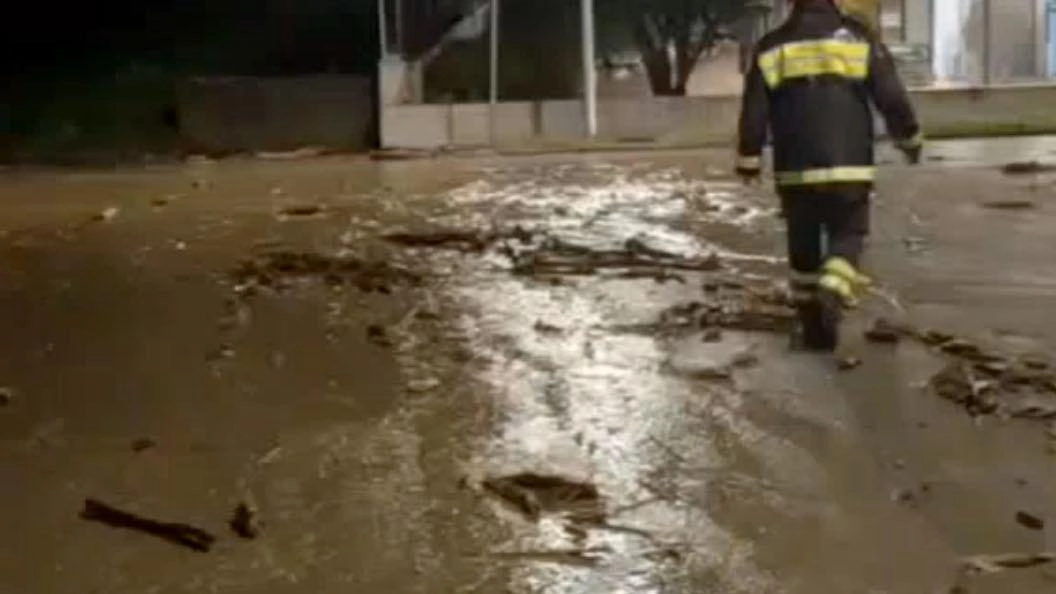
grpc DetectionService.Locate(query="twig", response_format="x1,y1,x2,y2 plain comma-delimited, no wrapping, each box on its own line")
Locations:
80,498,216,552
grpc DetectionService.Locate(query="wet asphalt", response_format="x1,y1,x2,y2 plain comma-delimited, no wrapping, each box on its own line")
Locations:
1,138,1056,594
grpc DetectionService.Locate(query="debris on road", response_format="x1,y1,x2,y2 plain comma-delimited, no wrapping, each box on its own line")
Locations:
891,482,932,508
151,194,184,208
255,147,324,160
533,320,563,335
936,338,1001,362
1001,161,1056,175
366,324,392,347
229,501,261,539
1007,394,1056,420
615,268,687,284
865,318,903,344
615,296,797,337
480,473,602,521
961,552,1055,575
732,350,760,369
902,236,929,254
925,341,1056,419
1022,356,1049,370
687,365,734,381
131,437,157,453
385,230,491,252
930,363,998,416
80,498,216,552
231,251,421,295
206,344,236,363
383,226,535,252
702,328,723,343
406,377,441,393
1015,511,1045,531
0,386,13,406
488,547,608,568
981,200,1036,210
276,204,325,218
512,237,722,277
92,206,121,223
369,148,433,161
837,355,863,371
217,298,252,331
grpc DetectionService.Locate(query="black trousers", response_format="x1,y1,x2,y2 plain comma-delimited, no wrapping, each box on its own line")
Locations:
780,184,871,349
781,184,870,274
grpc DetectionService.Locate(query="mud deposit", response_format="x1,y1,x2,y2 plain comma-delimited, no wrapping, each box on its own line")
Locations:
3,142,1056,593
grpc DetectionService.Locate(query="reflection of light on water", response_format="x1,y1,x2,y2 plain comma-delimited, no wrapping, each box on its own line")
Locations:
436,164,785,593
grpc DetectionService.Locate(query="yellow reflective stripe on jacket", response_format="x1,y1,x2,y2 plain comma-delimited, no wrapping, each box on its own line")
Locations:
758,39,870,88
774,166,875,186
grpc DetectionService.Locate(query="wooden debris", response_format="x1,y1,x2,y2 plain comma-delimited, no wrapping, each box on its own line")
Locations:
131,437,157,453
80,498,216,552
865,317,903,344
229,501,261,539
961,552,1055,575
277,204,324,218
231,251,421,295
837,356,863,371
481,473,602,521
1015,511,1045,531
981,200,1036,210
1001,161,1056,175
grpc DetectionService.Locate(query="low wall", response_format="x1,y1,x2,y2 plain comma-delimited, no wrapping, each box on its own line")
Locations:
178,76,374,153
381,83,1056,149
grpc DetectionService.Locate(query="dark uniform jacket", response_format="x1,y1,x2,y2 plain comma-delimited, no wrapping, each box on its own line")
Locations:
736,0,921,188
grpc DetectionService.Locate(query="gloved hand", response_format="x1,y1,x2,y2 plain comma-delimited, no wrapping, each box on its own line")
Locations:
900,143,922,165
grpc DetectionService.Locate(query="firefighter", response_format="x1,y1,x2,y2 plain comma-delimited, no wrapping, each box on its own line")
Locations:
735,0,922,352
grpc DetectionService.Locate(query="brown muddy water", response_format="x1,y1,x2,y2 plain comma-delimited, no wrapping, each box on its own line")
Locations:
1,138,1056,594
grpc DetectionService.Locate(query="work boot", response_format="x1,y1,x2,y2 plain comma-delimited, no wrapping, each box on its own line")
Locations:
819,257,872,308
797,301,838,352
816,290,843,351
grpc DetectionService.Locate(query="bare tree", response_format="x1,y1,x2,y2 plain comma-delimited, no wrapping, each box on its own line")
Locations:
599,0,747,96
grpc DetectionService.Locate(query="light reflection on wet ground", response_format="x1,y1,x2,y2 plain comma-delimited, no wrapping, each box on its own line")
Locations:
436,165,791,592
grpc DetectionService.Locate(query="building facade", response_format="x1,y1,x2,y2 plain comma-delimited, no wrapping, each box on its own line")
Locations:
770,0,1054,85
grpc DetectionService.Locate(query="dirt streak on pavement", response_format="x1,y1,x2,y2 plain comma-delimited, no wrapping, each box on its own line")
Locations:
1,138,1056,593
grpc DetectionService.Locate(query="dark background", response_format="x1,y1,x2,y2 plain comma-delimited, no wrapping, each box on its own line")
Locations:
0,0,380,159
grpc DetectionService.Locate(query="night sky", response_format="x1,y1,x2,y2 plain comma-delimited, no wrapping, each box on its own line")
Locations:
2,1,380,83
0,1,381,146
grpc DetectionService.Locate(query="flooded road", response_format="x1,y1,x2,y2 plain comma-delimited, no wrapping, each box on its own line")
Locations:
2,139,1056,593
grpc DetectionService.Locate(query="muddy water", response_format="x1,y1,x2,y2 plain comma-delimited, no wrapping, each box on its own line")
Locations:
1,141,1055,593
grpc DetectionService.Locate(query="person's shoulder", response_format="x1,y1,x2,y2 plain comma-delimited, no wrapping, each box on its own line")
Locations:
836,15,882,45
755,26,787,54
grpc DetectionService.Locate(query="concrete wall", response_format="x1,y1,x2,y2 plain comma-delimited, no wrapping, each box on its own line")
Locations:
381,83,1056,148
902,0,931,45
177,76,375,153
